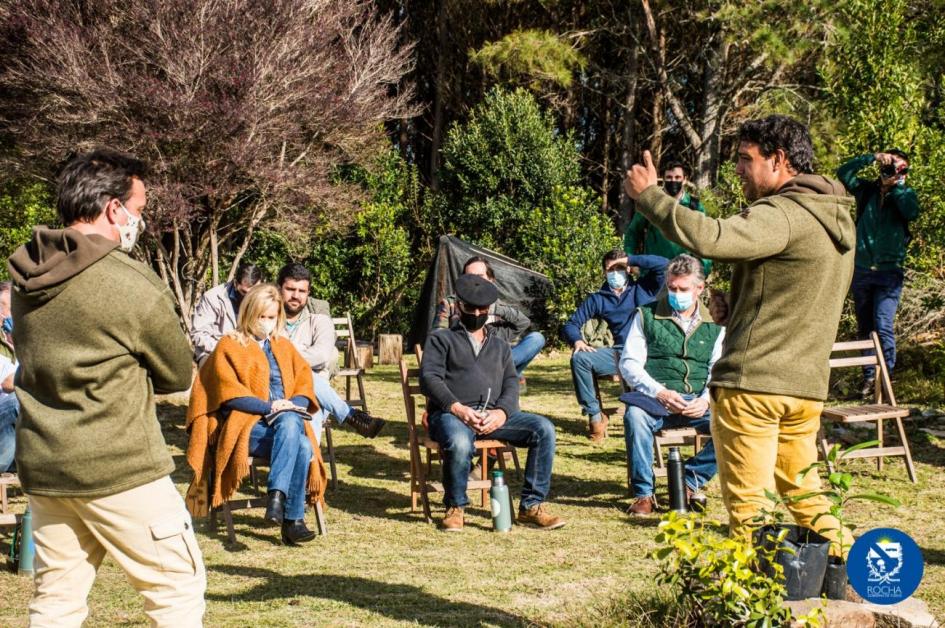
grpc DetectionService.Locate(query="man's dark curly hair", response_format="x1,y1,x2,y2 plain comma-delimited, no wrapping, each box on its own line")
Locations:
738,115,814,175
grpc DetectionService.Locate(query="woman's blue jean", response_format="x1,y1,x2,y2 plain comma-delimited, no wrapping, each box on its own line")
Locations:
428,410,556,510
248,412,312,520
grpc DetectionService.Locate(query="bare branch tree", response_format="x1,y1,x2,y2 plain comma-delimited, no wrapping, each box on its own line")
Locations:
0,0,418,325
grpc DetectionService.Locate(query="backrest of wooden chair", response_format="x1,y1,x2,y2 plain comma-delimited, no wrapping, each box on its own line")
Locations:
398,358,424,430
414,344,423,363
828,331,897,405
332,312,360,369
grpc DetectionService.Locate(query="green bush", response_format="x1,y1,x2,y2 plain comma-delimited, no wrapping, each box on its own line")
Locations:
519,186,619,328
436,87,615,338
0,179,55,278
652,511,824,627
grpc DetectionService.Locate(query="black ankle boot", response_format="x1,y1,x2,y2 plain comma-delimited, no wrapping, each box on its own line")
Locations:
345,409,386,438
281,519,316,545
264,490,286,526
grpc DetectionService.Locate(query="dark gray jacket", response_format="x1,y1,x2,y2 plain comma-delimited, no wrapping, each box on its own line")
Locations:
420,323,519,418
432,296,531,344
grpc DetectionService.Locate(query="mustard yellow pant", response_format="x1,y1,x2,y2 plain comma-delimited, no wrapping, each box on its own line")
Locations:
711,387,853,557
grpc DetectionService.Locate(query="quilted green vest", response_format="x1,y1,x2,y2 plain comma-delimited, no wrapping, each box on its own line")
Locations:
638,298,722,394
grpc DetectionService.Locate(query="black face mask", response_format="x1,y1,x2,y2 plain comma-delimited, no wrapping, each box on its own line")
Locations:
664,180,683,197
460,310,489,331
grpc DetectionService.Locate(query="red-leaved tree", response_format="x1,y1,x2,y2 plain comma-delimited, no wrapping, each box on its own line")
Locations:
0,0,416,324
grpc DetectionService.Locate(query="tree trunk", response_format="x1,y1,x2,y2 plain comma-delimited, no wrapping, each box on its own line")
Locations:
693,38,727,189
617,11,640,231
601,95,612,213
428,0,449,190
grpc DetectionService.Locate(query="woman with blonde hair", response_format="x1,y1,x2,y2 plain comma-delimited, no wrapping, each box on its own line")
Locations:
186,283,327,545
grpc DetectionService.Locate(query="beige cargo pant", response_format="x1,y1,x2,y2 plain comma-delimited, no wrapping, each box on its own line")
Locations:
27,475,206,627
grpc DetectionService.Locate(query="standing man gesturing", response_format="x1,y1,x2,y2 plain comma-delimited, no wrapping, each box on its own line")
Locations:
624,116,856,555
8,149,205,626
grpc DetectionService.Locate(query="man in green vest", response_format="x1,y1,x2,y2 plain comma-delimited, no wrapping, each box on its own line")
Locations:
619,255,724,516
623,161,713,278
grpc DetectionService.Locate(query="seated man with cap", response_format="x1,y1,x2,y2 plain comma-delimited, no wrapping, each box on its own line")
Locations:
619,254,723,516
420,274,565,532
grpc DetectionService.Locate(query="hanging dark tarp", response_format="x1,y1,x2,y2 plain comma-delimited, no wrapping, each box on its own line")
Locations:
409,235,553,349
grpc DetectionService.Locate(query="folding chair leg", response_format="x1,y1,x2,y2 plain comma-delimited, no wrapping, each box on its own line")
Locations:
356,373,369,413
819,427,836,474
314,501,328,536
480,451,489,508
222,501,236,545
893,417,918,483
249,463,260,495
510,448,522,475
496,451,507,473
325,422,338,491
876,418,884,472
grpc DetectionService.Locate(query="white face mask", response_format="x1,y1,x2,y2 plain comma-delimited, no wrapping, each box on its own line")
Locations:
116,203,145,252
258,318,277,337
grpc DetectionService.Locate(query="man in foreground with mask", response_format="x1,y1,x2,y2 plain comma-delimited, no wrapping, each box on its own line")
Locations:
420,274,564,532
561,249,668,442
8,149,204,624
619,254,723,516
624,115,855,556
623,160,713,277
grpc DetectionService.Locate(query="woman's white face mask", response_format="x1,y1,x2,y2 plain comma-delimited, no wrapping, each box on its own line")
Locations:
258,318,277,337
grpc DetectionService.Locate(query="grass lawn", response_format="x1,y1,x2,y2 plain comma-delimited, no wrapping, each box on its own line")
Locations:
1,353,943,626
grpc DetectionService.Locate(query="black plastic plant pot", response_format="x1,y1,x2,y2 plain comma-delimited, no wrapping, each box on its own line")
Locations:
823,556,847,600
754,524,830,601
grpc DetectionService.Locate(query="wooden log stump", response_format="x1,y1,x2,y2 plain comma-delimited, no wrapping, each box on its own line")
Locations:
353,341,374,370
378,334,403,365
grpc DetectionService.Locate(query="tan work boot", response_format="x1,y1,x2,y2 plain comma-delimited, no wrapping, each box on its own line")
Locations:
588,414,608,442
517,503,566,530
439,506,464,532
627,495,656,516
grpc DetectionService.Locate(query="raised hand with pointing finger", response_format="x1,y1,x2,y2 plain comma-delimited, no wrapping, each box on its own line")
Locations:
624,150,660,201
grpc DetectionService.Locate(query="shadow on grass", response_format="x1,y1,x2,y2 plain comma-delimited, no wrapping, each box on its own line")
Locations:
207,565,532,627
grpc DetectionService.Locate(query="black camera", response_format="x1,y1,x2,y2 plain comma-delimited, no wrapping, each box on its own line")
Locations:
880,164,898,177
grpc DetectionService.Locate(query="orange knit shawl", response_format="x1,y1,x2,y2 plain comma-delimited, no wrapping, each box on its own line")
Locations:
185,334,327,517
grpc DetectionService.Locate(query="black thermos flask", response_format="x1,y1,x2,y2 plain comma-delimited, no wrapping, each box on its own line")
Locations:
667,446,688,513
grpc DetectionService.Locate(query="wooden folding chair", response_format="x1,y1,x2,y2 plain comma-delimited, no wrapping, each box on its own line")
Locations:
819,331,916,483
0,472,20,527
208,454,327,544
399,358,517,523
333,312,368,412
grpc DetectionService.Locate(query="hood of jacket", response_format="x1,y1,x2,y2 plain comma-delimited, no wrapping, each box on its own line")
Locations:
775,174,856,253
8,226,118,304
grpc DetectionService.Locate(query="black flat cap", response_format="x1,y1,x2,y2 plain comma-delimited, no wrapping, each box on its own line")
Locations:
455,273,498,309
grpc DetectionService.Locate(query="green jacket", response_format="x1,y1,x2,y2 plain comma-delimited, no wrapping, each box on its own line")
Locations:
624,192,714,276
635,175,856,401
8,227,193,497
638,299,722,395
836,154,920,271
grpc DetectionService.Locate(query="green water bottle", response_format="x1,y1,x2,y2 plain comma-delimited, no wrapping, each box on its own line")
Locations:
490,470,512,533
17,506,35,576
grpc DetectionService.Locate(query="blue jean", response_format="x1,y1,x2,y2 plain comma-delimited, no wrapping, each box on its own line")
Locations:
851,267,904,379
307,374,345,441
428,410,556,510
510,332,545,377
0,394,18,472
623,394,716,498
569,347,621,416
248,412,313,520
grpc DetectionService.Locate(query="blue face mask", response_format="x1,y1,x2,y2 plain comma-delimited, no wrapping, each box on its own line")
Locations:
606,270,628,290
668,291,694,312
1,317,11,334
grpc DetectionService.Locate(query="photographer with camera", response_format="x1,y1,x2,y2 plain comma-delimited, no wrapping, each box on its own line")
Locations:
837,150,920,397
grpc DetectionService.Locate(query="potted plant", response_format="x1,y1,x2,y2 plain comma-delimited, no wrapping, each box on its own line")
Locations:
791,440,901,599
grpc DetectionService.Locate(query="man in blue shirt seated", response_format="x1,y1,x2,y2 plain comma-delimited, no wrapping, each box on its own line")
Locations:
619,254,724,516
421,274,565,532
561,249,668,442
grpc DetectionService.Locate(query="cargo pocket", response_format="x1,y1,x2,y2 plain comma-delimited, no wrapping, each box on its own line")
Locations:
150,513,199,576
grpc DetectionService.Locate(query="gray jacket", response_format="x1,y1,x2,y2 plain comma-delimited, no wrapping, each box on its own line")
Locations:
190,282,237,365
433,296,531,344
284,298,337,379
